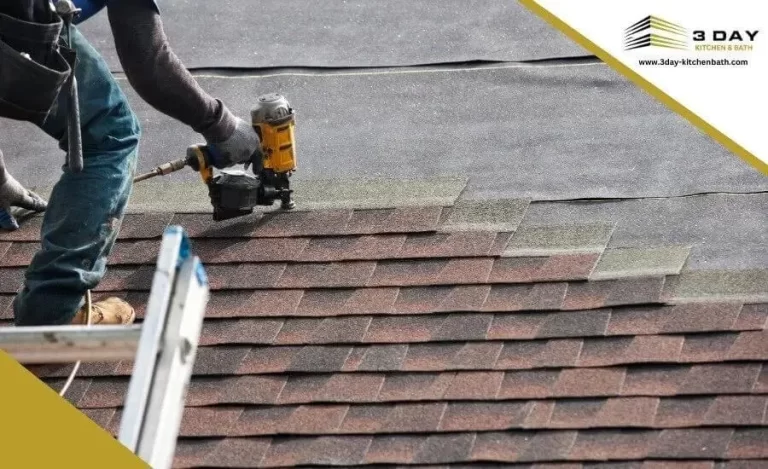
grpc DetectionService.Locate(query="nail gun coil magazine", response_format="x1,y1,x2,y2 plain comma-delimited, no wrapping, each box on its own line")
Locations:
207,171,261,221
207,170,294,222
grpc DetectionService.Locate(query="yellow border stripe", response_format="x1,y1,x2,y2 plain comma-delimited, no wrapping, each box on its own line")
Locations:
519,0,768,176
0,351,148,467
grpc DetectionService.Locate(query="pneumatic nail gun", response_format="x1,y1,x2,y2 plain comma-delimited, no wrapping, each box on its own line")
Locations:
133,93,297,221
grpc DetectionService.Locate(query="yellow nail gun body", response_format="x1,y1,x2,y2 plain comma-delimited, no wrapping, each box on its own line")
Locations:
134,93,297,221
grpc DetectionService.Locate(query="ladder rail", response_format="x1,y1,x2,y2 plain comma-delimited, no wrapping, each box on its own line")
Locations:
118,226,187,454
0,325,143,364
133,254,209,468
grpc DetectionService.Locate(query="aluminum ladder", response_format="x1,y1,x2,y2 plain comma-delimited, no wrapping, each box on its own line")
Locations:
0,225,209,468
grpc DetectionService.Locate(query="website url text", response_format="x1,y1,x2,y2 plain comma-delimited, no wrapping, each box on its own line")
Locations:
638,58,749,67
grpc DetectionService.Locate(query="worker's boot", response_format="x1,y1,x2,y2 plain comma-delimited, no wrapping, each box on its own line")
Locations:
70,296,136,325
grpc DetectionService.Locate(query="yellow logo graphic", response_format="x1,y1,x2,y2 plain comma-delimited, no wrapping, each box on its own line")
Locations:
625,15,688,50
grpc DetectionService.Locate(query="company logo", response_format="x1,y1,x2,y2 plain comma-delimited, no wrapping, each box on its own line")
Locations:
624,15,687,51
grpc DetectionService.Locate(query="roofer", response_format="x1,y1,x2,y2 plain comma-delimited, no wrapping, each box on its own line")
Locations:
0,0,261,326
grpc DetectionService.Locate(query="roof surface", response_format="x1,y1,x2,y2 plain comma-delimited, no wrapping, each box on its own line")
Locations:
2,198,766,468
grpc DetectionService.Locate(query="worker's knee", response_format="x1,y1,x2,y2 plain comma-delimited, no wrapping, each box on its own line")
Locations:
81,92,141,159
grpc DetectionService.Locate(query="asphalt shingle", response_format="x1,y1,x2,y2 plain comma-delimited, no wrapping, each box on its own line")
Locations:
1,198,765,469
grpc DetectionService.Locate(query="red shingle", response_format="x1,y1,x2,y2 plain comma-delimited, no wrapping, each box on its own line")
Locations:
259,435,371,466
488,254,600,283
338,405,390,433
438,258,494,284
484,283,568,311
451,342,504,369
355,344,408,371
651,429,733,458
280,405,348,434
398,231,496,258
277,261,375,288
0,267,27,293
653,397,711,427
196,237,309,263
299,235,405,262
0,242,39,267
345,207,442,234
377,373,453,401
365,435,420,464
439,402,531,431
577,336,683,367
703,396,767,425
412,433,476,464
562,277,665,310
727,330,768,360
402,343,465,371
498,370,561,399
173,439,221,468
518,430,578,461
200,319,283,345
679,333,738,362
438,285,490,312
238,289,303,317
0,294,12,319
77,378,128,408
205,263,286,289
727,429,768,458
315,374,384,403
495,339,582,369
203,291,257,318
276,375,331,404
380,403,447,433
553,368,627,397
364,315,445,342
306,316,373,344
168,213,263,239
237,346,297,374
734,303,768,329
180,407,243,437
200,438,271,468
369,259,449,286
394,286,450,313
442,371,504,399
471,431,538,461
252,209,352,237
569,430,655,459
661,303,742,333
342,287,400,315
221,375,286,405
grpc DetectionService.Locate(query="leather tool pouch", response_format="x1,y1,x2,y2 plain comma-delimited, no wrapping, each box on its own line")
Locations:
0,12,72,126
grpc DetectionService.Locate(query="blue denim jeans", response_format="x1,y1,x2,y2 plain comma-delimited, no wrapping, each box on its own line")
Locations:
13,26,141,326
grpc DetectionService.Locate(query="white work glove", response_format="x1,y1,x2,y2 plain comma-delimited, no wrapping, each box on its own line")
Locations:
0,150,48,230
204,117,264,170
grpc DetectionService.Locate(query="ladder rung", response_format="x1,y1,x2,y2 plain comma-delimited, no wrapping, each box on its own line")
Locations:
0,325,143,364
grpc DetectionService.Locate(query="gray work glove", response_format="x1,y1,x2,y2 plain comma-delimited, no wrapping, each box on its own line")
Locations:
204,117,264,170
0,150,48,230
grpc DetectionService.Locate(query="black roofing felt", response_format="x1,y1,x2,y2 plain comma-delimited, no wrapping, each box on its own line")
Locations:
4,64,766,200
77,0,589,70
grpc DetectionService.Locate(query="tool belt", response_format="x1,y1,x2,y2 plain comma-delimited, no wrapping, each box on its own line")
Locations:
0,11,74,126
0,1,83,172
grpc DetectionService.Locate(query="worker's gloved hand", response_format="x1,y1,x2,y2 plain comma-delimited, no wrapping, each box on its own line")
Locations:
0,150,48,230
204,117,263,170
